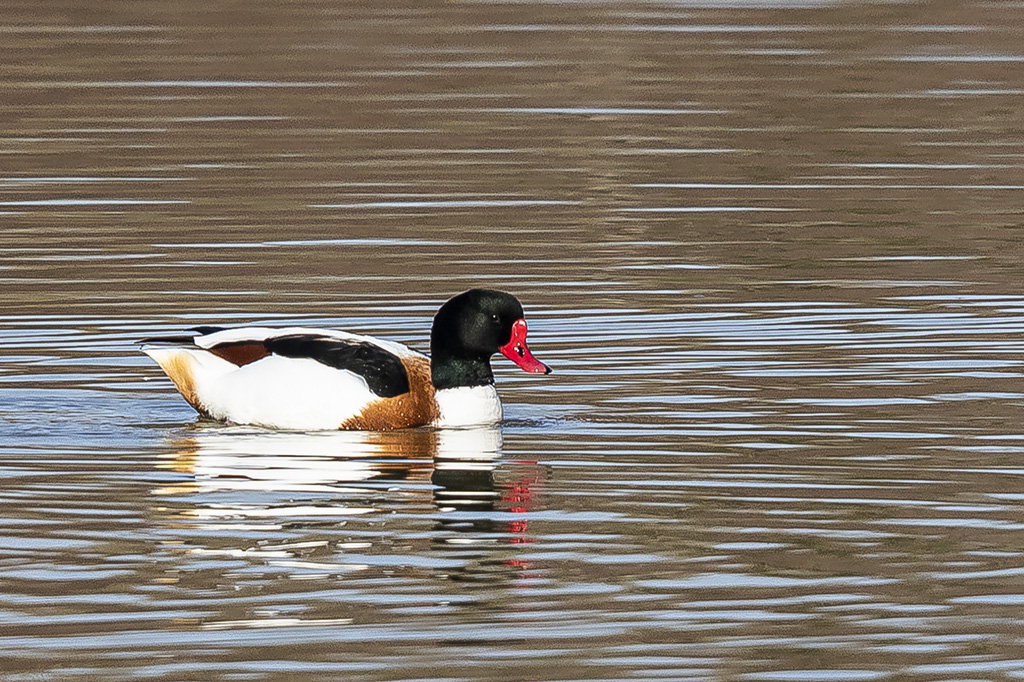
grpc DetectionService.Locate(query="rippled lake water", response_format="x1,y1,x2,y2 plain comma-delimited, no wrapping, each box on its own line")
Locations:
4,1,1024,680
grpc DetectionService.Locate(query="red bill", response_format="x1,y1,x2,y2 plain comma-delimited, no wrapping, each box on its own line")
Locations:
499,318,551,374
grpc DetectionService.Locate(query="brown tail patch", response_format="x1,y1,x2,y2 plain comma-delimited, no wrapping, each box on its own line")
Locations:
340,355,438,430
156,351,212,417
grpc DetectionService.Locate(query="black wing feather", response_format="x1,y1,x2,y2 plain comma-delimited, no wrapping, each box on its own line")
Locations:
192,325,228,336
139,334,199,345
139,325,227,345
264,334,411,398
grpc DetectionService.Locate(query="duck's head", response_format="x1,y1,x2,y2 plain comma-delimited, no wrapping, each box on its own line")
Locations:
430,289,550,390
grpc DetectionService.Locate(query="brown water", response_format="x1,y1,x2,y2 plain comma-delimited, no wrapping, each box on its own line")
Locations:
4,1,1024,680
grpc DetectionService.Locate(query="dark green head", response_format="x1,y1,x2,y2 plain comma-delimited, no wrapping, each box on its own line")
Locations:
430,289,550,390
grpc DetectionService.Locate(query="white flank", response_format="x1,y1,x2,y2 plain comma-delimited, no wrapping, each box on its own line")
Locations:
203,355,379,430
432,385,503,428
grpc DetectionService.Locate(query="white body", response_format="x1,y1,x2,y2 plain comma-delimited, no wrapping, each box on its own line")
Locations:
143,326,504,431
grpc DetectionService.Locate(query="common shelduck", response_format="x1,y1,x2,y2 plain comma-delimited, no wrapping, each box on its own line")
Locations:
141,289,551,430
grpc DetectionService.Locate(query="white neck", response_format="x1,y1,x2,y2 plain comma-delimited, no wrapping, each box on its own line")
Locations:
432,384,503,427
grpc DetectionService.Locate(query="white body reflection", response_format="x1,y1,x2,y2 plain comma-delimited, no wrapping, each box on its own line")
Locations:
152,424,545,589
156,425,503,510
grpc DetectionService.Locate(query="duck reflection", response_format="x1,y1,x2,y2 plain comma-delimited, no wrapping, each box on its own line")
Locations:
157,426,442,498
154,424,543,549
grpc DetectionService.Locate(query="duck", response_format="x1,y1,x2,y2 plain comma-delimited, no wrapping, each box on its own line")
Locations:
141,289,551,431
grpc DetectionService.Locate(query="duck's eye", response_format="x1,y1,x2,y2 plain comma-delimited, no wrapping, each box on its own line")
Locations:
491,313,499,323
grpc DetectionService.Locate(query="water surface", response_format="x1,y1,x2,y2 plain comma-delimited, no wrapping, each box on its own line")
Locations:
4,1,1024,680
